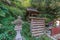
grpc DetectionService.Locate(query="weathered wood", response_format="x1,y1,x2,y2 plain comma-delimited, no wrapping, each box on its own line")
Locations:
26,8,39,21
30,17,45,37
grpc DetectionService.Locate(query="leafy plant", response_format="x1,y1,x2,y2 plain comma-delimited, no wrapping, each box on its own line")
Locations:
0,16,16,40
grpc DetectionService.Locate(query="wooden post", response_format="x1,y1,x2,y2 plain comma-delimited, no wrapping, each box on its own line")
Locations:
30,17,45,37
12,16,22,40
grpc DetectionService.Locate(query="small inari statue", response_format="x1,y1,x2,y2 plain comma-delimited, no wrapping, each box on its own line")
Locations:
12,16,23,40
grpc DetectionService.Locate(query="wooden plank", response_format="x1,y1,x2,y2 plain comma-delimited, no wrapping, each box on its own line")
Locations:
32,34,39,37
32,30,44,32
32,33,44,36
32,27,45,29
32,19,44,20
32,22,45,24
32,31,44,33
31,21,45,24
33,25,44,26
32,24,44,25
30,17,45,37
32,26,45,28
32,21,44,22
33,25,45,26
32,32,44,34
31,28,44,30
31,30,44,32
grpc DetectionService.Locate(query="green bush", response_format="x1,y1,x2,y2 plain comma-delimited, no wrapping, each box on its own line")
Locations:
0,16,16,40
22,22,32,40
40,34,53,40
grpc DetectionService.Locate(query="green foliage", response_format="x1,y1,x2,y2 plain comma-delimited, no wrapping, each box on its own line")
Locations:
0,3,8,17
31,0,60,23
40,34,52,40
0,0,60,40
22,22,31,39
38,13,56,23
0,16,16,40
0,0,27,40
23,0,31,7
0,10,6,17
8,7,24,16
0,27,16,40
0,0,26,17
